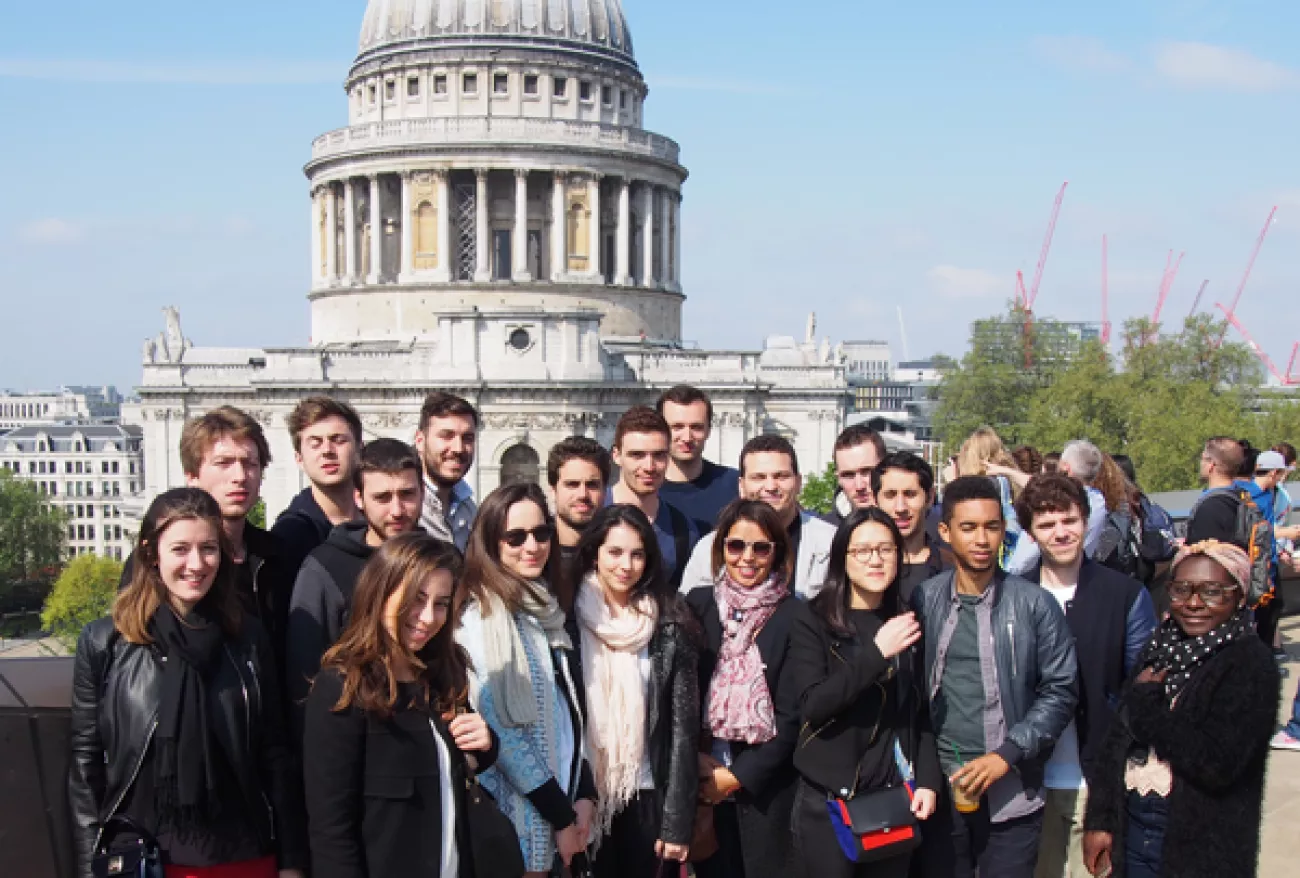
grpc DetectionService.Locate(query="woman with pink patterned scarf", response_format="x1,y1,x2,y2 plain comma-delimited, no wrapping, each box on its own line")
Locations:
686,499,801,878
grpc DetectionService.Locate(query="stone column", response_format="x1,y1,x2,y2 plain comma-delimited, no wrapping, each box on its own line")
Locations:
551,172,566,281
325,185,338,284
368,175,383,285
657,188,670,287
641,184,655,287
436,170,451,282
343,179,358,284
672,190,683,290
474,169,491,282
310,188,322,289
615,177,630,285
512,169,530,281
588,175,602,281
400,172,414,279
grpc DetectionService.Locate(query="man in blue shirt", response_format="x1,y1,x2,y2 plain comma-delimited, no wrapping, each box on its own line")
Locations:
607,405,701,590
657,385,740,534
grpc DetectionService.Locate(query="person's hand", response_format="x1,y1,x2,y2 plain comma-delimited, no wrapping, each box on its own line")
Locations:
555,823,586,866
1082,830,1114,876
1135,667,1168,686
874,612,922,659
950,753,1010,799
574,798,595,844
699,766,741,805
910,788,937,820
655,839,690,862
448,712,493,752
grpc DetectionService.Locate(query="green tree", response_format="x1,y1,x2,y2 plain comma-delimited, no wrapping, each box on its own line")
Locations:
799,460,838,515
0,469,66,592
41,554,122,646
1024,342,1129,454
247,498,267,530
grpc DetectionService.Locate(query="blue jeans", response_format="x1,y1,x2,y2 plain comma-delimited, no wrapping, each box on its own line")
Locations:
1285,677,1300,738
1124,792,1168,878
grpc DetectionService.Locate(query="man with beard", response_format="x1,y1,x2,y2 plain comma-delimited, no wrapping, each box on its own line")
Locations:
284,438,424,736
546,436,612,611
656,384,740,532
272,396,363,575
414,391,478,551
872,451,951,604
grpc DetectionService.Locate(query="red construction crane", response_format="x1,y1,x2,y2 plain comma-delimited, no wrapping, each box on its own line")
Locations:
1100,235,1111,346
1021,182,1069,367
1015,270,1027,308
1152,250,1184,326
1288,343,1300,383
1188,279,1209,318
1217,205,1278,345
1214,302,1295,385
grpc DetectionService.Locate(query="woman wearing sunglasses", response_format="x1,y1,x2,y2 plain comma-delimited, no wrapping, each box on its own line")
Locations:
569,505,701,878
303,533,498,878
686,499,801,878
455,482,597,878
787,507,940,878
1081,540,1280,878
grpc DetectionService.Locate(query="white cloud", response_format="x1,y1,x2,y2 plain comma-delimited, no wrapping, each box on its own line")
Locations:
1154,41,1300,92
927,265,1006,299
0,58,338,85
17,218,83,245
1031,35,1133,75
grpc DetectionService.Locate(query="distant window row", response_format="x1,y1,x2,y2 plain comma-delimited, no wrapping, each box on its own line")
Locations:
67,545,124,561
2,459,134,474
365,73,631,109
63,504,124,520
25,480,134,498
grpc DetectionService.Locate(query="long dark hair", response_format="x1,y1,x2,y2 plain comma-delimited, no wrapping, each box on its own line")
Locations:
459,482,560,616
321,533,468,719
574,504,668,614
811,507,906,638
709,499,793,582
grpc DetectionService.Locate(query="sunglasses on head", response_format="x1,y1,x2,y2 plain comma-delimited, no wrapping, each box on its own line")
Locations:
502,525,554,548
723,538,775,559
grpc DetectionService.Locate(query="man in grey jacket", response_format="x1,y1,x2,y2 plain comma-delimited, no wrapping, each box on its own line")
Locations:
913,476,1078,878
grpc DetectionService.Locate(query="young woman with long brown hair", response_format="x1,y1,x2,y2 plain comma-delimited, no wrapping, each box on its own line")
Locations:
69,488,307,878
303,532,497,878
454,482,598,878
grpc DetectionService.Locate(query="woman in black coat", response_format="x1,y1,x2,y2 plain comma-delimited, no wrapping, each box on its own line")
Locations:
69,488,307,878
304,533,500,878
789,508,942,878
687,500,802,878
568,505,700,878
1082,540,1280,878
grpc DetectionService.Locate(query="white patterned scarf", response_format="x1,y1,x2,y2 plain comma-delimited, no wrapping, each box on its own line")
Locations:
480,579,572,728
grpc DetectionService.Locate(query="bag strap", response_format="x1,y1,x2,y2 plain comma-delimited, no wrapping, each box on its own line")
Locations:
95,815,161,856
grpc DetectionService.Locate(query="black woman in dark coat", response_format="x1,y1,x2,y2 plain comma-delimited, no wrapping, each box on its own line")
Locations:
1082,540,1280,878
567,505,700,878
686,499,802,878
69,488,307,878
303,533,500,878
789,507,942,878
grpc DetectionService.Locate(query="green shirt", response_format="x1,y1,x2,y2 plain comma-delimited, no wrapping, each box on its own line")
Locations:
936,594,987,775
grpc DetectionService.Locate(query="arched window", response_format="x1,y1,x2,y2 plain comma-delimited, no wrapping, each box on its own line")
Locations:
500,444,541,486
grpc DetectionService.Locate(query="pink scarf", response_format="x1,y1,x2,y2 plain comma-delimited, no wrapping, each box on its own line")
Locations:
706,572,788,744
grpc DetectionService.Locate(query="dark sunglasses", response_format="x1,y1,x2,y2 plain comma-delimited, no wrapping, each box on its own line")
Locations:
502,525,554,548
723,538,775,559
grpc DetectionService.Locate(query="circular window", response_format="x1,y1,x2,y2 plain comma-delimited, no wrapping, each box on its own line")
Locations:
509,328,532,351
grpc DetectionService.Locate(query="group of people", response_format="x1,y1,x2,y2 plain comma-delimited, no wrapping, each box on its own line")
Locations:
66,388,1292,878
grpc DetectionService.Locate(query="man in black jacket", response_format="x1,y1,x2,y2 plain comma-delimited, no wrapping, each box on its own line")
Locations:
872,451,951,604
1017,474,1156,878
271,396,363,576
284,438,425,736
912,477,1078,878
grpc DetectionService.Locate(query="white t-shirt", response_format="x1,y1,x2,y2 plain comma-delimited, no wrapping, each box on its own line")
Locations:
1041,582,1086,791
431,720,460,878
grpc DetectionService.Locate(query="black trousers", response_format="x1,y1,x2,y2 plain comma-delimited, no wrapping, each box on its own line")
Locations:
591,791,663,878
1255,596,1284,648
694,778,796,878
918,788,1043,878
792,779,913,878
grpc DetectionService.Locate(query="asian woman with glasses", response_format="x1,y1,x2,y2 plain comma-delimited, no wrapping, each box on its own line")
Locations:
686,499,802,878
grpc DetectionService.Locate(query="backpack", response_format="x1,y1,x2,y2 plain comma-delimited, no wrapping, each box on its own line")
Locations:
1190,486,1275,607
1096,508,1141,578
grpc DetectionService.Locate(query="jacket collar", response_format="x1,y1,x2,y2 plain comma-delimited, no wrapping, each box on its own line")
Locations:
243,520,280,562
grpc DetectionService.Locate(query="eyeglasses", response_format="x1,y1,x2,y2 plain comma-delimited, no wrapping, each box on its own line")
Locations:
1168,580,1240,607
502,525,554,548
847,545,898,562
723,538,775,559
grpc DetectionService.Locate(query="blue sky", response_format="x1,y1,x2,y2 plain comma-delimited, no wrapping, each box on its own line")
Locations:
2,0,1298,390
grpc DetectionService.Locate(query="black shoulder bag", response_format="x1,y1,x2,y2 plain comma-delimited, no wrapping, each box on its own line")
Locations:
91,816,164,878
463,772,526,878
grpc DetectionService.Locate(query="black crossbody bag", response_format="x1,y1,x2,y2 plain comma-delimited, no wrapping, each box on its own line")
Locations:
91,816,165,878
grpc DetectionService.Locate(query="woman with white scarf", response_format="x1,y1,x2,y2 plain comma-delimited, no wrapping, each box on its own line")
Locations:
569,505,701,878
454,483,597,877
686,499,803,878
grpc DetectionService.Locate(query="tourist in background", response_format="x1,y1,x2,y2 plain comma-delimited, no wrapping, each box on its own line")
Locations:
657,385,741,533
303,533,499,878
71,488,307,878
271,396,363,576
1012,445,1045,477
872,452,950,604
455,483,597,877
1083,541,1279,878
570,505,700,878
825,425,888,526
789,507,941,878
547,436,613,612
687,500,802,878
415,392,479,551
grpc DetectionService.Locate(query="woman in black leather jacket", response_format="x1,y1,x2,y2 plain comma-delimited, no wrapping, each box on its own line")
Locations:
69,488,307,878
570,505,700,878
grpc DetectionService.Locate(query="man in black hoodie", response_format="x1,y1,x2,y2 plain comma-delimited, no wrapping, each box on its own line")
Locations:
284,438,425,735
271,396,363,576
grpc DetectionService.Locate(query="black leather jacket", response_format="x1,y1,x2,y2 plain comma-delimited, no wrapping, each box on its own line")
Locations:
68,616,308,877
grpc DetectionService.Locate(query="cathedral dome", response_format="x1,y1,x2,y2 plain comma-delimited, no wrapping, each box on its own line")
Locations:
357,0,635,67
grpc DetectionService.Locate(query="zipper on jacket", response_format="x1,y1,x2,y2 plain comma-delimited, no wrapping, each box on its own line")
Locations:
226,647,276,839
1007,621,1017,680
95,719,158,850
